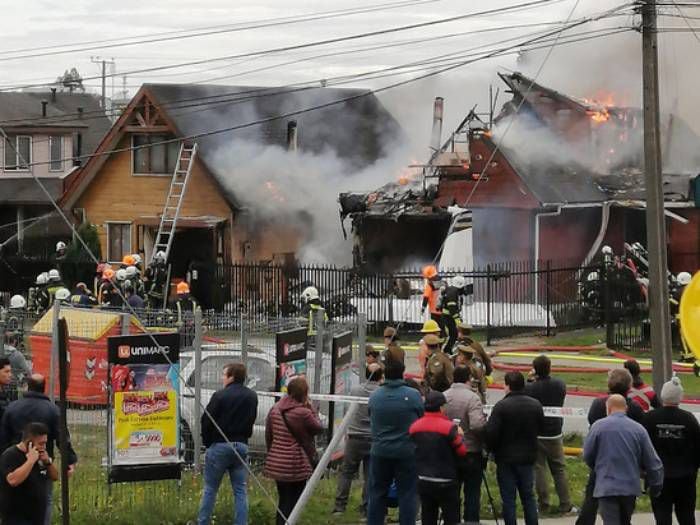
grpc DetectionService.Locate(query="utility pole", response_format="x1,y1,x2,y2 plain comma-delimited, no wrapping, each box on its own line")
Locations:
91,56,115,109
641,0,673,391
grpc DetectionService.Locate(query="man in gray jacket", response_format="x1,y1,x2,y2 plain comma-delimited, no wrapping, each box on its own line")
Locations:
444,365,486,525
583,394,663,525
333,363,383,517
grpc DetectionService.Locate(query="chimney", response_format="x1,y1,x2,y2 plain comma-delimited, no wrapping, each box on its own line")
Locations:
430,97,444,153
50,88,56,102
287,120,298,152
77,107,84,119
41,100,48,117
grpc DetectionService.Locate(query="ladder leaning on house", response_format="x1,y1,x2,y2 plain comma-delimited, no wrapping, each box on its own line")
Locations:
151,141,198,264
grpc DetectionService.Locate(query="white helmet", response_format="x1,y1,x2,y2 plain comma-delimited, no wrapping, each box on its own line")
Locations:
154,251,166,262
125,266,138,278
301,286,319,302
116,269,127,281
451,275,466,289
56,241,66,252
48,269,61,282
601,245,613,255
36,272,48,285
587,271,599,282
677,272,692,286
10,295,26,309
132,254,142,265
55,287,71,301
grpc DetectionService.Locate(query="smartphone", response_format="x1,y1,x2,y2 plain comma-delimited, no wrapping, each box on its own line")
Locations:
27,441,33,449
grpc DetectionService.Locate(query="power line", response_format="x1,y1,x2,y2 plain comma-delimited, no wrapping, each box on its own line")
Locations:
0,0,567,92
0,0,442,62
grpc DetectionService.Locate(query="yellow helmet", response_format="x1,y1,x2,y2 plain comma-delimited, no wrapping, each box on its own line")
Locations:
420,319,441,334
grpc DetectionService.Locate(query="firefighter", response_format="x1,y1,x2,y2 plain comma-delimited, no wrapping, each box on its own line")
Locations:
421,265,445,338
54,287,72,306
439,275,468,354
29,273,50,313
99,268,123,308
125,265,145,299
132,253,143,274
46,269,64,306
1,296,31,392
144,251,168,309
457,321,493,380
381,326,404,365
174,282,198,347
70,283,98,308
94,263,109,298
454,344,487,403
673,272,693,361
423,333,453,392
54,241,67,262
300,286,328,338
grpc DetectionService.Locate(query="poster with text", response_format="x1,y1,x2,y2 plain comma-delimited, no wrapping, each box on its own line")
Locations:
275,327,308,392
107,333,180,470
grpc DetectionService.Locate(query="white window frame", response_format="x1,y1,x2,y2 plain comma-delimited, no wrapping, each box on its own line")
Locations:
3,135,32,172
105,221,132,263
48,135,63,172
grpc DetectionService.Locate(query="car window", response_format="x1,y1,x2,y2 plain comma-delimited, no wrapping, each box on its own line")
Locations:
186,355,274,391
180,355,192,371
246,358,275,391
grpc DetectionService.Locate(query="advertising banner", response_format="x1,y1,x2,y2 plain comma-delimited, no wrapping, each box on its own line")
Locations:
329,331,356,439
107,332,181,483
275,327,308,392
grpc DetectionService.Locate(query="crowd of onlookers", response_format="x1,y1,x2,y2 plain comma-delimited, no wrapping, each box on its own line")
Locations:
195,322,700,525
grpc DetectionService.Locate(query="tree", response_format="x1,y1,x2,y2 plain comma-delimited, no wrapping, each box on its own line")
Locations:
55,68,85,93
60,223,101,288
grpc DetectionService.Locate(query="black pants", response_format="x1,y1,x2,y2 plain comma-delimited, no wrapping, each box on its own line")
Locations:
418,480,460,525
276,480,306,525
443,314,458,354
458,453,484,523
576,470,597,525
651,474,697,525
598,495,636,525
430,312,447,339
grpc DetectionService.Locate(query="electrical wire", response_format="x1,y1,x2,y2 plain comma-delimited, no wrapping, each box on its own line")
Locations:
0,0,568,92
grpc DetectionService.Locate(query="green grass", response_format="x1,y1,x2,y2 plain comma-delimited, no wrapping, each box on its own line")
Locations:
547,328,607,347
56,422,700,523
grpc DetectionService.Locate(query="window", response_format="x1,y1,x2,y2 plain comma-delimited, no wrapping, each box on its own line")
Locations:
188,356,274,391
107,222,131,262
49,136,62,172
132,134,180,175
3,136,31,171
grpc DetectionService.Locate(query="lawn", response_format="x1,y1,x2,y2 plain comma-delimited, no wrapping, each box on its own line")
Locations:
56,421,700,523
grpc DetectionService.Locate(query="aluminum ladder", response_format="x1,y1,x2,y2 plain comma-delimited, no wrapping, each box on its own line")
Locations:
151,141,198,264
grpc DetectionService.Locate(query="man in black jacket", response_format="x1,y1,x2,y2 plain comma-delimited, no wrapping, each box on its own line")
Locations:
198,362,258,525
643,376,700,525
576,368,644,525
525,355,575,515
0,374,77,525
486,371,544,525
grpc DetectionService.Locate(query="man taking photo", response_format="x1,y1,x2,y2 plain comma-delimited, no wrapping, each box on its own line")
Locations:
0,422,58,525
198,363,258,525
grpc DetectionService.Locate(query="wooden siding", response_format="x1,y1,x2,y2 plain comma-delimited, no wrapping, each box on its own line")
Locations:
75,135,233,260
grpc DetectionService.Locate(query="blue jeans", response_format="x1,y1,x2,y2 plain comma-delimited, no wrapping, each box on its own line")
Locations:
197,442,249,525
496,462,539,525
367,454,417,525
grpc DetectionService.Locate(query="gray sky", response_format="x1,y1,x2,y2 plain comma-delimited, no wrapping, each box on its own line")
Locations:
1,0,693,137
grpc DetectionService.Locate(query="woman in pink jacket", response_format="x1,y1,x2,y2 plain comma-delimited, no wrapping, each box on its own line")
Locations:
264,376,324,525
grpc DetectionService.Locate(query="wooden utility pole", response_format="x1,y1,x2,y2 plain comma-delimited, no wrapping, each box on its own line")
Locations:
641,0,673,391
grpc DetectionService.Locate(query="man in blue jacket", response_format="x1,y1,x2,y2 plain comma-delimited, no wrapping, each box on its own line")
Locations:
583,394,663,525
367,359,424,525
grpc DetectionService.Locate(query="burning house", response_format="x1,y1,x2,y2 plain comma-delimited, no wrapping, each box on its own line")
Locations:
340,72,700,273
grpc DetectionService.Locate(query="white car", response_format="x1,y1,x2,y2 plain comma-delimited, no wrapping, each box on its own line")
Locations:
179,347,332,463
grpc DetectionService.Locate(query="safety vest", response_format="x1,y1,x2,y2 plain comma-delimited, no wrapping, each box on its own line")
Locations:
307,303,328,337
423,282,441,315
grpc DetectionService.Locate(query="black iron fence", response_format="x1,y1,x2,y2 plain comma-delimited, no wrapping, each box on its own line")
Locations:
0,256,649,340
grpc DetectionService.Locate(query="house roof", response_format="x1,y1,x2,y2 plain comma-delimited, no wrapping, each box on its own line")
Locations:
0,177,66,204
0,91,111,159
62,83,401,210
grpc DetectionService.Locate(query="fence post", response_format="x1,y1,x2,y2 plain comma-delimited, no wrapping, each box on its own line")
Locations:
120,312,130,336
546,260,552,337
240,311,248,364
356,312,367,373
486,264,492,347
603,263,614,348
57,318,70,525
49,300,60,402
313,308,325,396
287,403,360,525
193,307,203,471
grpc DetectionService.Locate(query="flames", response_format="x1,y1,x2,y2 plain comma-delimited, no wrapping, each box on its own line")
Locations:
396,160,421,186
588,109,610,124
583,92,616,125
